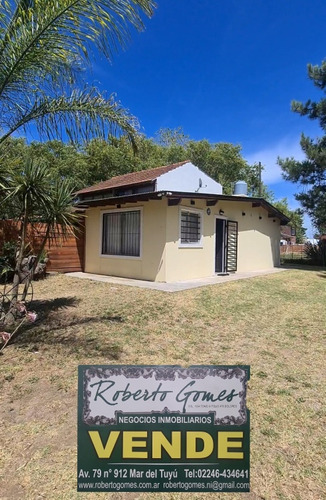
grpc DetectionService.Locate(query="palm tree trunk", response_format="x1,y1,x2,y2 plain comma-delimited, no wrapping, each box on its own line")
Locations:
7,201,29,323
21,224,50,301
11,217,27,299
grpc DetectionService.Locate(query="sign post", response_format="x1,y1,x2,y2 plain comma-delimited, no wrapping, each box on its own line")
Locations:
77,365,250,493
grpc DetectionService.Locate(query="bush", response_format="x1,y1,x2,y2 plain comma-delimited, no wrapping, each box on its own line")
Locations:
0,241,16,283
304,241,326,266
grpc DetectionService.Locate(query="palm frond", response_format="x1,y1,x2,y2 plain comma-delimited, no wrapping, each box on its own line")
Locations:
0,0,155,145
4,156,50,205
0,0,155,99
0,88,140,149
43,178,83,239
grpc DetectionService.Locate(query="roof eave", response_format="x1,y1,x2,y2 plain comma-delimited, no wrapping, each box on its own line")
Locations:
75,190,290,224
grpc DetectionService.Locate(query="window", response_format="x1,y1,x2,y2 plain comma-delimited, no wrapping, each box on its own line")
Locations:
102,210,141,257
180,209,202,246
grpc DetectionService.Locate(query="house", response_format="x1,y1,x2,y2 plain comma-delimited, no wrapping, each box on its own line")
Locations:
280,225,296,245
76,161,289,282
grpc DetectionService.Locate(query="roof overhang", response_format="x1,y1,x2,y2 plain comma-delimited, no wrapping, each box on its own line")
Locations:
75,190,290,225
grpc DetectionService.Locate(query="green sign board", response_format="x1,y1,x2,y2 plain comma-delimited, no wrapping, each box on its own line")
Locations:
77,365,250,493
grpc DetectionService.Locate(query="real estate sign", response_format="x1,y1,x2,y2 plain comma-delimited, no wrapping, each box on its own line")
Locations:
77,365,250,493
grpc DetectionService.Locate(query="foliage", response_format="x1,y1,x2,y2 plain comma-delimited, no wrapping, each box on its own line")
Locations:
0,131,271,203
0,240,16,283
273,198,306,243
3,155,82,245
304,240,326,266
83,131,272,196
153,129,266,195
0,0,155,147
155,127,190,147
1,156,83,327
278,60,326,233
0,0,156,340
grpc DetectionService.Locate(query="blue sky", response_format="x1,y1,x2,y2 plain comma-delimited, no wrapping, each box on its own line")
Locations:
87,0,326,237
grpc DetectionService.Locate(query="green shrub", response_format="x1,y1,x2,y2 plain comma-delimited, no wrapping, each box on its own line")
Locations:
304,241,326,266
0,241,16,283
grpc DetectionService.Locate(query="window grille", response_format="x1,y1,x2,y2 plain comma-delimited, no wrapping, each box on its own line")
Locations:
180,211,201,244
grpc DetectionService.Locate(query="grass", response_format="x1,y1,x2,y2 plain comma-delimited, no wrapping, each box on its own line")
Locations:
0,268,325,500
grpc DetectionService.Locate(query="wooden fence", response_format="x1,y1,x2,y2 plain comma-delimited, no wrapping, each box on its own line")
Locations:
0,220,85,273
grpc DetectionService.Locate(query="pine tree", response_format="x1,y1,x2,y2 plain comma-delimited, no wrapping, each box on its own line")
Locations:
278,61,326,233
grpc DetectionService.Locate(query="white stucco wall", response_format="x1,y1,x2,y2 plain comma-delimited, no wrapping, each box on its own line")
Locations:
156,162,223,195
84,201,167,281
217,200,281,272
162,199,280,281
84,197,281,282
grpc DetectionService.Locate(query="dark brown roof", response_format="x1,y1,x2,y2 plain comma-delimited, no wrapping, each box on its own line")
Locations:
76,160,190,195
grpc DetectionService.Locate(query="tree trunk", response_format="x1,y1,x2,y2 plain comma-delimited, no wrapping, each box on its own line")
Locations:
21,225,50,301
7,207,29,324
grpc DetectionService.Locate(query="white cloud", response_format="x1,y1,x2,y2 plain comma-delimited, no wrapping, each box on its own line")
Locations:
245,136,305,185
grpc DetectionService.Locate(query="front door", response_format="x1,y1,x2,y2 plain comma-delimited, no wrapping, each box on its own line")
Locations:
215,218,226,273
215,219,238,273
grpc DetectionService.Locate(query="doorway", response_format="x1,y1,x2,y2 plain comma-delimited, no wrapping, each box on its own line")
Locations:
215,219,238,273
215,218,226,273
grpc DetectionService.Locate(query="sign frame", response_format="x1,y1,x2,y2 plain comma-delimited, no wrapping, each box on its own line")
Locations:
77,364,250,493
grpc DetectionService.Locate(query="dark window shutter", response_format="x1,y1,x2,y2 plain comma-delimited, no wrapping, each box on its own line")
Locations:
226,221,238,272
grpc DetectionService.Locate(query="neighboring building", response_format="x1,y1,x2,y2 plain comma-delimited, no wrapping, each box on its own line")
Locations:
76,161,289,282
280,225,296,245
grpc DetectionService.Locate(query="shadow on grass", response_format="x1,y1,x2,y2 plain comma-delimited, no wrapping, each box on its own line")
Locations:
281,264,326,273
30,296,124,325
7,296,125,359
31,296,80,314
15,333,124,359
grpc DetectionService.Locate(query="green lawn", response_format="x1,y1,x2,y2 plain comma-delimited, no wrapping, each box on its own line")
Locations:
0,268,325,499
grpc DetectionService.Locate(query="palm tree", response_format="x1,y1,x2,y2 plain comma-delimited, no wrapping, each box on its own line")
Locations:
2,157,83,322
20,174,83,301
0,0,155,147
